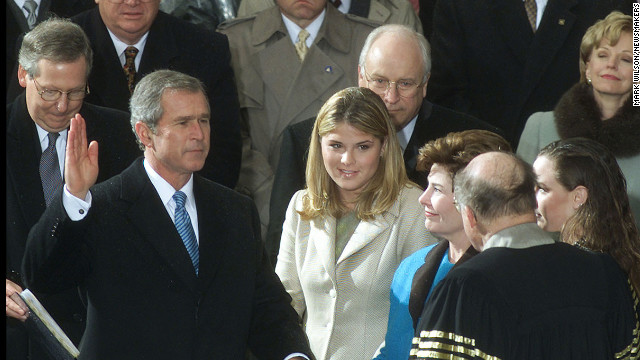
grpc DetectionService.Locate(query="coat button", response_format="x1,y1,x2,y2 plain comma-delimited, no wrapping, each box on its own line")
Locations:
329,289,336,298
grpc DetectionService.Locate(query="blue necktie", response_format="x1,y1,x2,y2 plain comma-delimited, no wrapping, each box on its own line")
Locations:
40,132,62,207
173,191,199,275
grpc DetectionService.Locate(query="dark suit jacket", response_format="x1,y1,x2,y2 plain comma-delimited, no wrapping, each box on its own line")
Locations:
6,0,96,103
71,8,241,189
6,94,141,360
265,100,503,266
426,0,633,147
22,159,312,360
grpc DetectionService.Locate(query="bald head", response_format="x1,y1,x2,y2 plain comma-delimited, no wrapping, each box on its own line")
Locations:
454,152,537,225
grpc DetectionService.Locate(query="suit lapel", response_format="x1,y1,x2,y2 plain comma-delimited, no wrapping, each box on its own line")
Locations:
123,161,198,291
85,8,130,110
192,176,228,291
275,44,345,135
490,0,534,65
337,213,390,264
6,95,47,227
521,0,578,100
310,216,337,281
138,12,179,81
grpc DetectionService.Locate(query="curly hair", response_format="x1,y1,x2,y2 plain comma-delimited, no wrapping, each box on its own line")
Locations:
417,129,512,189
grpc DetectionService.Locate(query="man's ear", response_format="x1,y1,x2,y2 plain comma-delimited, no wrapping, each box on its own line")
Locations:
571,185,588,210
357,65,366,87
134,122,153,149
18,65,28,88
462,205,477,230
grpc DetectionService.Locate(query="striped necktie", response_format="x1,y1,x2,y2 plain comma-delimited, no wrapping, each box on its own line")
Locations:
40,132,62,207
173,191,199,275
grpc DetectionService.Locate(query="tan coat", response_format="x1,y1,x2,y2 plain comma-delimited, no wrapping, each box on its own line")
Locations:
237,0,422,33
218,5,379,233
275,186,437,360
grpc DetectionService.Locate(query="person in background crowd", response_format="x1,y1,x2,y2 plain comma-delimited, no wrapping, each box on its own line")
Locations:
518,11,639,229
427,0,632,147
6,18,140,360
236,0,422,33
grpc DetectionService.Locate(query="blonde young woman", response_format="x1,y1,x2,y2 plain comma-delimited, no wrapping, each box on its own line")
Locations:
275,87,435,360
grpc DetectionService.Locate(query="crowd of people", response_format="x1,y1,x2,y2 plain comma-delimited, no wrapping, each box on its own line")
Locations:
6,0,639,359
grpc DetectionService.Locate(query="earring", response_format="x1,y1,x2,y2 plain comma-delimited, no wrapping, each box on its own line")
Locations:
586,77,592,85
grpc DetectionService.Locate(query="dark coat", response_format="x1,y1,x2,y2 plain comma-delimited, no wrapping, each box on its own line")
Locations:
6,94,140,360
22,159,312,360
426,0,633,147
265,100,503,266
71,8,241,189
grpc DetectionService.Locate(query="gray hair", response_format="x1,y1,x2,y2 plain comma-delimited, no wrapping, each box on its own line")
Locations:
453,152,537,224
358,24,431,83
18,17,93,79
129,70,208,149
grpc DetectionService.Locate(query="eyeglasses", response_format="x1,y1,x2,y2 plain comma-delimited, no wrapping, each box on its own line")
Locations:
32,77,89,102
363,69,423,97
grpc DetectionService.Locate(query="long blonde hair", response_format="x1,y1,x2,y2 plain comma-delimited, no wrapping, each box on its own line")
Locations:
301,87,410,220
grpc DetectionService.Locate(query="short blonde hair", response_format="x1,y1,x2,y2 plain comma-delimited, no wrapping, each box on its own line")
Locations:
579,11,631,83
301,87,410,220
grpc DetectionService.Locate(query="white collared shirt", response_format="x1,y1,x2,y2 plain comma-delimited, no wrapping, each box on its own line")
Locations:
63,160,200,243
14,0,42,18
396,115,417,153
143,159,200,243
35,123,67,179
107,29,149,70
523,0,549,28
281,9,326,48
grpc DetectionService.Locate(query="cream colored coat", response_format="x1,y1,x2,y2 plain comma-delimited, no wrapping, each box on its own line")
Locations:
237,0,422,33
275,186,436,360
218,5,379,236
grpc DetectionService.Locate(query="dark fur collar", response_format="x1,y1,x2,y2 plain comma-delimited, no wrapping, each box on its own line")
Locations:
554,83,640,157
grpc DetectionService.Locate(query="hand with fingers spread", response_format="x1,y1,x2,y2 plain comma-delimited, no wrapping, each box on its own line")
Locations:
65,113,99,200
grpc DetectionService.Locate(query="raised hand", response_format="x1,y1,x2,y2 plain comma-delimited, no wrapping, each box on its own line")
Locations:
65,113,99,200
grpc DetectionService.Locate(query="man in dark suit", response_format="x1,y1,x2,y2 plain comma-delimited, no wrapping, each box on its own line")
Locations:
266,24,503,266
6,18,140,360
71,0,241,189
22,70,312,360
426,0,633,147
6,0,96,102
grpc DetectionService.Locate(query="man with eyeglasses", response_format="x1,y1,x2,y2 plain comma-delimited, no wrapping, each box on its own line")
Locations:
70,0,241,190
266,25,503,267
6,18,140,360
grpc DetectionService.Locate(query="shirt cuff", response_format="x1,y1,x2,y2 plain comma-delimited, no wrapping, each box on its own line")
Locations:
63,185,92,221
284,353,310,360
